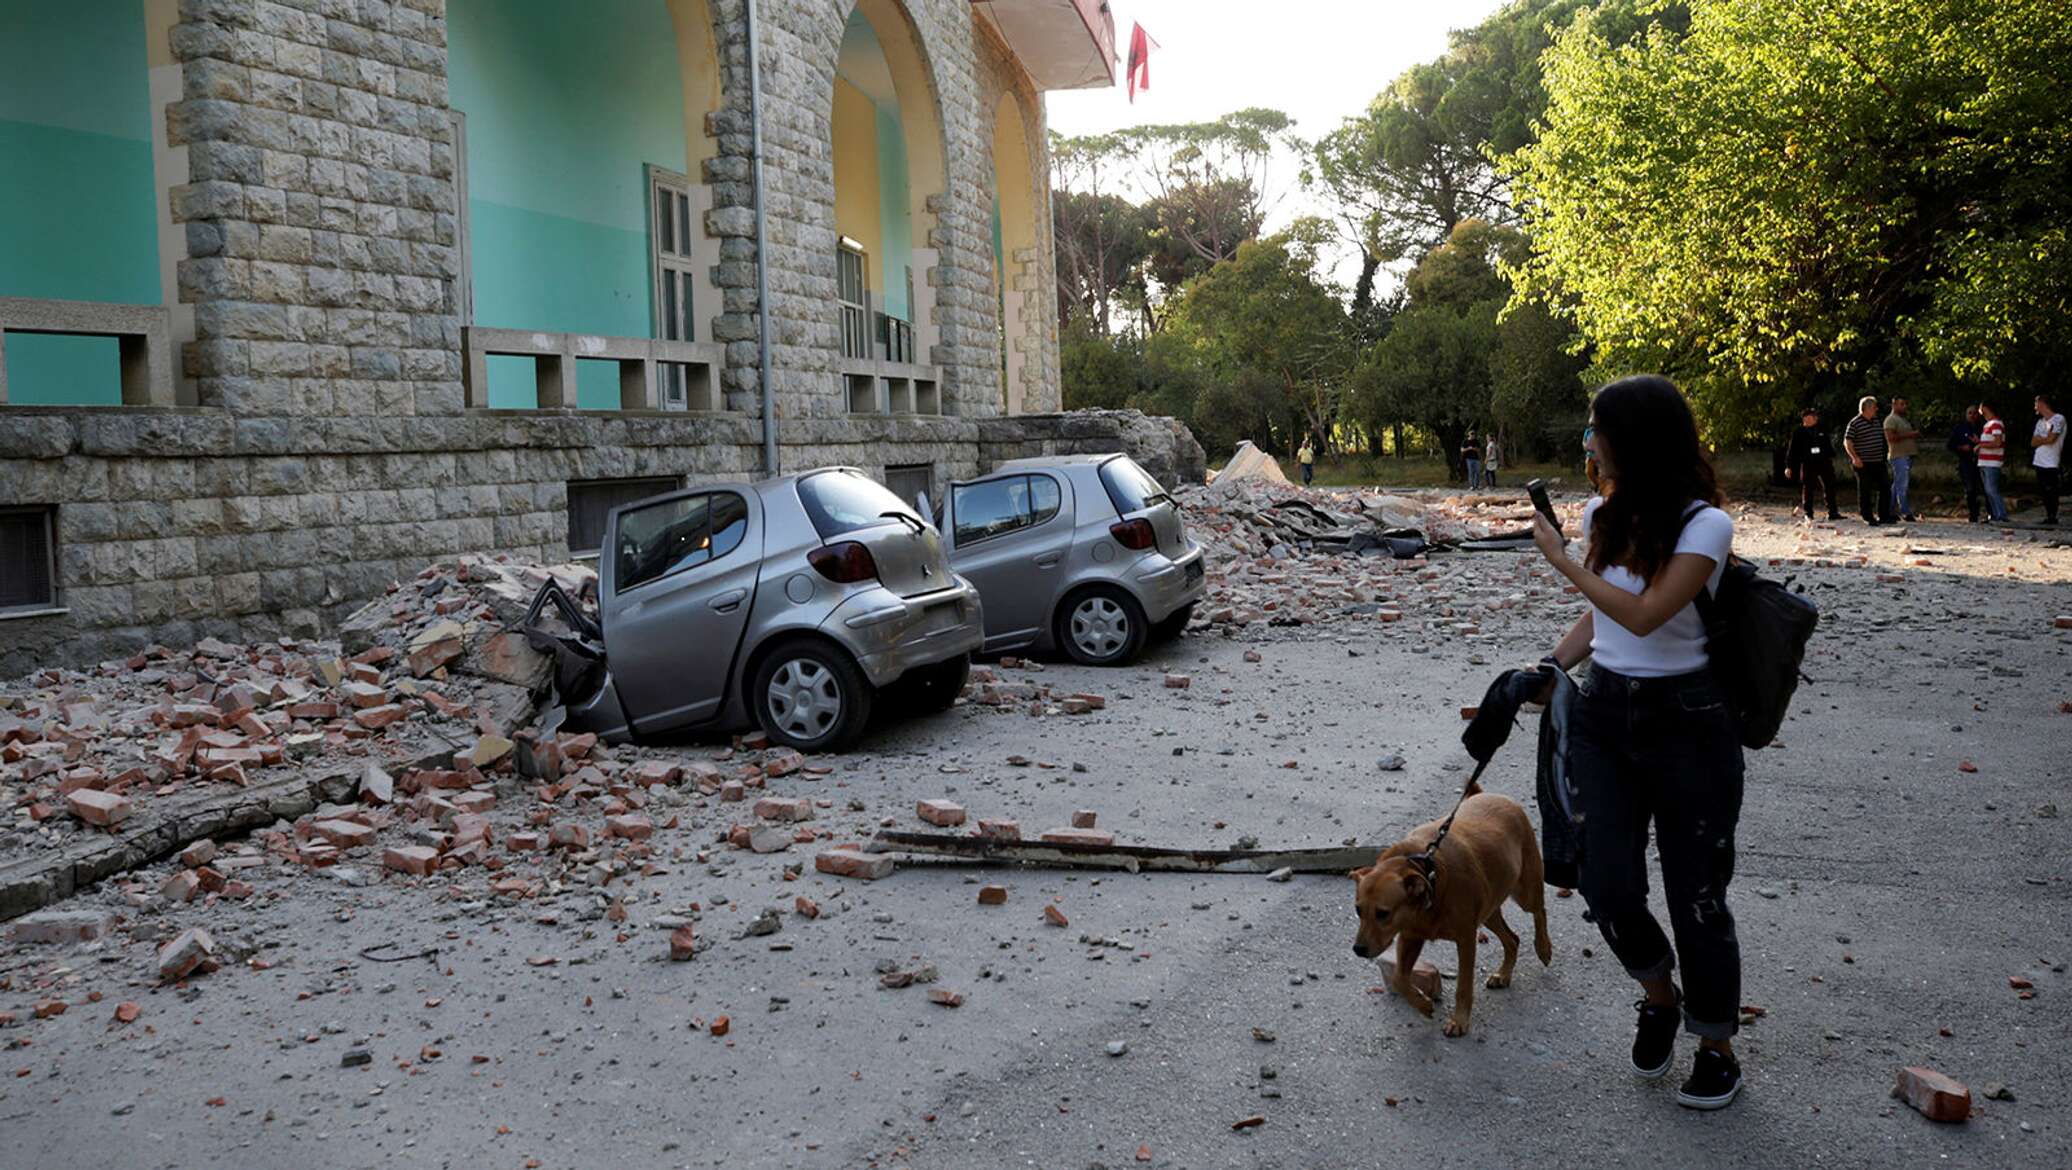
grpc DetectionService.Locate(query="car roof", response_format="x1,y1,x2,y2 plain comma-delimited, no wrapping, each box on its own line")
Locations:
986,453,1123,474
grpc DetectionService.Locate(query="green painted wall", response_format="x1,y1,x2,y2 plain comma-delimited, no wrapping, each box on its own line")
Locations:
448,0,688,409
0,0,159,406
875,105,911,323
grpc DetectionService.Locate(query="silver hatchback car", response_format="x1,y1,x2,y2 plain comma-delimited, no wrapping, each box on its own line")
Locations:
937,453,1205,665
560,468,982,751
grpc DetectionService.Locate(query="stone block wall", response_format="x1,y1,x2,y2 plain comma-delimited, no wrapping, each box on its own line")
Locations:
0,0,1169,676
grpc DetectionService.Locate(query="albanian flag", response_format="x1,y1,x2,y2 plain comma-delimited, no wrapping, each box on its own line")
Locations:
1126,22,1158,103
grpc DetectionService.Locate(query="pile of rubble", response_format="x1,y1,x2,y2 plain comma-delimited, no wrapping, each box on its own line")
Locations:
0,554,583,876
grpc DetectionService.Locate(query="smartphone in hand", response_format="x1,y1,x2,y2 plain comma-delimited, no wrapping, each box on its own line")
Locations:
1527,479,1560,535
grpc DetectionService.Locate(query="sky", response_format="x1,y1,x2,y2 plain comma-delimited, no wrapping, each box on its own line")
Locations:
1045,0,1512,287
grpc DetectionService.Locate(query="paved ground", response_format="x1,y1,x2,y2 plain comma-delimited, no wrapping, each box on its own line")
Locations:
3,506,2068,1169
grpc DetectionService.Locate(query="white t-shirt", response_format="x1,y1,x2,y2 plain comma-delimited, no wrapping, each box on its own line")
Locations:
1579,497,1733,677
2036,412,2066,469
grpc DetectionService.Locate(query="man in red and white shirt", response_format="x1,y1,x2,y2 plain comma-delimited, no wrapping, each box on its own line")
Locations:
1976,401,2009,523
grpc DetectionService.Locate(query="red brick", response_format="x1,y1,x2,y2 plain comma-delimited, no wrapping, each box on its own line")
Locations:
1043,903,1070,927
977,885,1008,905
1040,827,1115,847
1379,944,1443,1001
763,748,805,777
633,760,683,786
918,799,966,827
506,832,543,852
709,1015,729,1036
352,704,408,730
928,988,964,1008
754,796,814,822
794,896,820,919
160,870,201,903
339,681,387,709
1164,674,1191,689
1070,809,1097,829
179,840,218,868
547,823,590,850
311,819,376,849
1894,1066,1971,1123
66,789,131,828
975,819,1020,841
449,813,494,846
815,847,894,880
719,781,747,802
605,814,653,841
156,927,218,981
33,1000,66,1020
451,790,496,814
384,846,439,876
668,924,696,961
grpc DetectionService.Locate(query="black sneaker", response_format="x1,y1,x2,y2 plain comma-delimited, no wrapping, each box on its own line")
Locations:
1677,1046,1743,1110
1632,994,1680,1078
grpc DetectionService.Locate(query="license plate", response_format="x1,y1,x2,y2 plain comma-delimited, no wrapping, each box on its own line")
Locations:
1184,559,1204,587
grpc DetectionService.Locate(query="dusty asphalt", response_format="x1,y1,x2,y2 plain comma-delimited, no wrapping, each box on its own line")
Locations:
3,506,2068,1170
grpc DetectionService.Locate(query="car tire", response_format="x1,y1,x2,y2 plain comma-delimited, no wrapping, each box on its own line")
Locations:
1054,586,1148,666
751,638,875,752
1151,602,1196,643
901,655,969,713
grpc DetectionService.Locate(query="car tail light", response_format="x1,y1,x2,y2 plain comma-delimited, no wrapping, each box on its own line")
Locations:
1109,518,1156,550
807,541,879,583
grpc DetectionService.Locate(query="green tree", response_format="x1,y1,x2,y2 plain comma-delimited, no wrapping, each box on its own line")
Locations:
1503,0,2072,432
1059,323,1138,411
1051,134,1154,335
1154,223,1352,453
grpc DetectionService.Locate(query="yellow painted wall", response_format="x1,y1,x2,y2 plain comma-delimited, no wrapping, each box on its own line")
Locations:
832,76,884,296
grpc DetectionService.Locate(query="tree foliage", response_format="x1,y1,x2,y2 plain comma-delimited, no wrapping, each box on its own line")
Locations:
1503,0,2072,433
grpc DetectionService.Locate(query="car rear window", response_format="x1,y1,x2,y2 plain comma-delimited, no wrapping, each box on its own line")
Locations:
1097,457,1168,515
796,470,917,539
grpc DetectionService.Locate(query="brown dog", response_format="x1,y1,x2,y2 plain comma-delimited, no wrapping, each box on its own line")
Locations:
1350,783,1552,1036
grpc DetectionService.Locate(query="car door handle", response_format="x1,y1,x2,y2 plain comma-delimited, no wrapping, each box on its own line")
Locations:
1033,553,1062,569
708,588,747,613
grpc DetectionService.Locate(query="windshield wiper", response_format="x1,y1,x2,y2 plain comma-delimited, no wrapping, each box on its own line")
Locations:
880,510,924,534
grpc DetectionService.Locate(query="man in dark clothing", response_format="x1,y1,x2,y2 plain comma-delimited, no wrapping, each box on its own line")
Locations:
1843,395,1894,525
1783,406,1840,521
1948,406,1984,523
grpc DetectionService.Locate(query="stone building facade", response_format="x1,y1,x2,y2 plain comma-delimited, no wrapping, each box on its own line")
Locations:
0,0,1196,674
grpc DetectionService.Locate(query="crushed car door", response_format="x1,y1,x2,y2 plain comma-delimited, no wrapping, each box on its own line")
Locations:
598,488,763,734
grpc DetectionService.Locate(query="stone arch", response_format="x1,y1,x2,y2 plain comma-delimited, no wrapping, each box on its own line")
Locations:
828,0,950,401
990,88,1041,414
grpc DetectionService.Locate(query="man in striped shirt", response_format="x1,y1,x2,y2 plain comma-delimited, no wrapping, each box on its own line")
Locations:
1843,395,1894,525
1977,401,2010,522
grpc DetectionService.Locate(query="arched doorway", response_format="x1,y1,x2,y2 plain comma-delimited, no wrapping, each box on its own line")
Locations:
831,0,946,413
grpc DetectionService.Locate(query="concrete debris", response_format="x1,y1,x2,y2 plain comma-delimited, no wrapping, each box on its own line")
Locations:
156,926,218,982
1209,440,1292,490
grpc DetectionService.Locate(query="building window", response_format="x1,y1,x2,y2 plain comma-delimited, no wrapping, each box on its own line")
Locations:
649,165,698,410
567,477,683,558
837,241,871,360
0,507,58,614
882,464,934,514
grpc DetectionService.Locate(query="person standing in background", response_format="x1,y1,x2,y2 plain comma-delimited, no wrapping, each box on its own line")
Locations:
1947,406,1983,523
1485,434,1502,487
1977,402,2009,523
1843,396,1893,525
1883,397,1922,522
1462,433,1483,490
1297,436,1316,486
2031,394,2065,526
1784,406,1841,521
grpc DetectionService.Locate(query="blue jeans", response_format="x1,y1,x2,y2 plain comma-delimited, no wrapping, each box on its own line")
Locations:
1890,455,1913,516
1464,457,1482,486
1981,466,2008,521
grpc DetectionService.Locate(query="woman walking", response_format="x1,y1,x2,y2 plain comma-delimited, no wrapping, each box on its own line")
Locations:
1530,374,1747,1110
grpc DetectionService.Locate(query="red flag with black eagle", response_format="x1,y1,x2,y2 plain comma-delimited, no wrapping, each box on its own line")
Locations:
1126,22,1158,103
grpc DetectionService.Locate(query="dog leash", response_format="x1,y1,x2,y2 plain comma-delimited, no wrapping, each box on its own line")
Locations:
1406,756,1492,901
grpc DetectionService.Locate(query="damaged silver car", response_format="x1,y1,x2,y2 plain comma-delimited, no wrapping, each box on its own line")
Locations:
530,468,981,751
937,453,1204,666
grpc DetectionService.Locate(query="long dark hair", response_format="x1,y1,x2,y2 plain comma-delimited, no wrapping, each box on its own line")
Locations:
1586,375,1723,583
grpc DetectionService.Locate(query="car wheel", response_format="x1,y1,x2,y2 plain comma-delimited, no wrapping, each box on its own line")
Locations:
752,639,874,751
1055,586,1147,666
1151,602,1196,643
901,655,969,713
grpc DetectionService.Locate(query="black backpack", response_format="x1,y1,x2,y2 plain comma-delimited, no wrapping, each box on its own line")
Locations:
1681,509,1820,748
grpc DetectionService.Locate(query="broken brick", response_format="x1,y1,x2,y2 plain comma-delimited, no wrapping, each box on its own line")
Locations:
977,885,1008,906
310,819,376,850
1893,1066,1971,1123
1043,903,1070,927
918,799,966,827
156,927,218,981
815,847,894,880
384,846,439,877
1164,674,1191,689
352,704,408,730
605,814,653,841
928,988,964,1008
975,819,1020,841
66,788,131,828
753,796,814,822
669,924,696,962
1071,809,1097,829
1040,827,1115,847
179,840,218,868
160,870,201,903
547,823,590,850
1379,944,1443,1001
